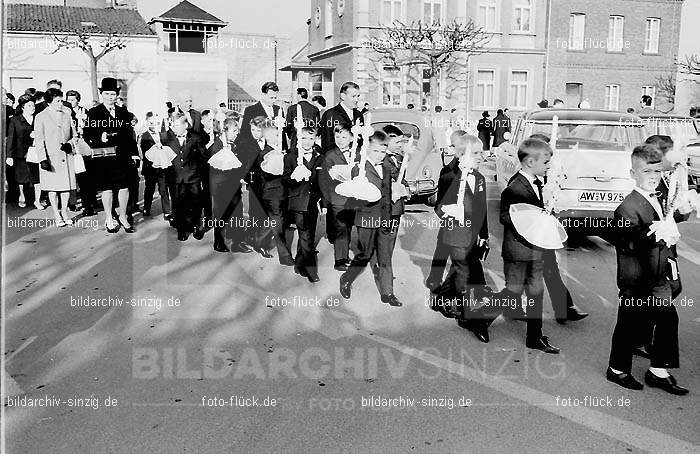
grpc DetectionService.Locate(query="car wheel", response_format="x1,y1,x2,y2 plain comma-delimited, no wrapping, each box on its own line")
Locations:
426,193,438,206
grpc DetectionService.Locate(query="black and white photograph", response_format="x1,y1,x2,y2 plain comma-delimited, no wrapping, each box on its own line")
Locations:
2,0,700,452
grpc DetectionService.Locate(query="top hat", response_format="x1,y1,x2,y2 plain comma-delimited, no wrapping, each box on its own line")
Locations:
99,77,121,94
482,110,490,117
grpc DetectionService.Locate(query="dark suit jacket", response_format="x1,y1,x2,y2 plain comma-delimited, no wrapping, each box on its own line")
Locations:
7,114,33,159
283,144,323,212
139,130,162,178
239,101,283,143
492,114,511,147
384,153,409,217
435,160,488,248
160,129,203,184
285,100,321,145
319,145,356,207
500,172,544,261
319,103,363,153
612,190,672,295
477,118,493,150
249,144,285,201
83,103,138,161
351,161,387,227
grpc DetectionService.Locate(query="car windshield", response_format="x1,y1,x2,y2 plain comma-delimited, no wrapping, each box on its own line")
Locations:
527,122,646,150
650,119,700,139
372,122,421,139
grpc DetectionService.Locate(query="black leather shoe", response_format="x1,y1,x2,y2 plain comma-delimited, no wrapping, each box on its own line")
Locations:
254,246,273,258
142,210,151,217
339,275,352,299
644,371,689,395
213,241,229,253
505,310,528,322
381,294,403,307
334,259,349,271
457,319,489,343
117,217,135,233
526,336,560,354
230,242,253,253
280,257,295,267
307,273,320,283
294,265,309,277
632,345,651,359
193,227,205,240
606,368,644,390
106,222,120,234
557,306,589,324
177,231,189,241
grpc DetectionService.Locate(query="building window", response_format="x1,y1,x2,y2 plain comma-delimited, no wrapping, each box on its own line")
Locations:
382,67,402,106
475,69,495,108
645,18,660,53
607,16,624,52
568,13,585,50
382,0,403,25
423,0,442,25
513,0,531,32
510,71,528,108
160,21,217,53
605,85,620,110
325,0,333,37
642,86,656,108
478,0,499,32
310,73,323,99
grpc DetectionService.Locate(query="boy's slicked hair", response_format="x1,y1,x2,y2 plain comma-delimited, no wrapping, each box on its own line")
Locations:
333,123,352,134
518,138,552,163
250,115,268,128
644,134,673,155
369,130,387,143
631,144,663,165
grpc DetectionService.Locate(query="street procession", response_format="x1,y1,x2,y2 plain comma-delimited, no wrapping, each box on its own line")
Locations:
3,0,700,452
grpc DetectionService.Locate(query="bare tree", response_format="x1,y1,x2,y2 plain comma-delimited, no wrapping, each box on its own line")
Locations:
367,19,491,108
49,28,127,102
655,72,676,105
678,54,700,76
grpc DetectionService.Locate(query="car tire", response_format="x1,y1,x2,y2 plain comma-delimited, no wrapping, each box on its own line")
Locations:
426,193,438,206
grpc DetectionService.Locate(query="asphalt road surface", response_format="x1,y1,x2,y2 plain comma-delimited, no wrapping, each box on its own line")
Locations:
3,161,700,453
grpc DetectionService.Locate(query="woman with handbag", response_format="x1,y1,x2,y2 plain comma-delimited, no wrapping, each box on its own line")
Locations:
6,94,45,210
34,88,77,226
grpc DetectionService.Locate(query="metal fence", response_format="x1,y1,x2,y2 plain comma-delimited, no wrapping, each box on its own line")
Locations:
228,99,256,115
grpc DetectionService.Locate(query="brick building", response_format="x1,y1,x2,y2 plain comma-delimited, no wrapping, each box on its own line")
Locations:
546,0,683,112
286,0,548,122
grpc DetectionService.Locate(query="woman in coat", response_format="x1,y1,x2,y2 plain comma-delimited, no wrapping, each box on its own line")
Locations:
6,94,44,210
34,88,76,226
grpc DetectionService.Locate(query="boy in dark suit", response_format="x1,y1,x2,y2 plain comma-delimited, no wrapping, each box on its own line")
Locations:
283,126,323,282
248,119,293,265
319,82,363,154
485,138,559,353
433,133,490,335
606,144,688,395
140,112,175,222
161,113,205,241
339,130,402,306
318,124,357,270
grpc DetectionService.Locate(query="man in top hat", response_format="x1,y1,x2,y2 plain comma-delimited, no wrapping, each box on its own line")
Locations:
477,110,493,152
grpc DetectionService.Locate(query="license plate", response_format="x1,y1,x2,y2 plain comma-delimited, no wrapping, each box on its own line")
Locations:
578,191,625,203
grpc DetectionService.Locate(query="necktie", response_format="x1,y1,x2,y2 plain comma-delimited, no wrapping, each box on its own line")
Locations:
108,107,115,117
534,178,543,201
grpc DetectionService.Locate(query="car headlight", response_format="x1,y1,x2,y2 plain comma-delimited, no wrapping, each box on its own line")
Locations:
422,166,432,179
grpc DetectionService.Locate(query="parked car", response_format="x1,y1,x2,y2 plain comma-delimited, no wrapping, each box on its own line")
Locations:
494,109,647,234
370,108,444,204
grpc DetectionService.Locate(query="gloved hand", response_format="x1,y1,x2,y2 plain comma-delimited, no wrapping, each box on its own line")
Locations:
40,160,52,171
60,142,73,154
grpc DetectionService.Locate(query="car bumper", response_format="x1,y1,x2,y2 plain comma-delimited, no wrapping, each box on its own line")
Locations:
408,179,437,196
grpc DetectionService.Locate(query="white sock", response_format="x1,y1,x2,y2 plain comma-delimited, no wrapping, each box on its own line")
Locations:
609,367,623,375
649,367,669,378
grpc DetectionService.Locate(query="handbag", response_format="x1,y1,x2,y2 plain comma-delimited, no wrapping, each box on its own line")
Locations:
26,146,40,163
73,152,86,174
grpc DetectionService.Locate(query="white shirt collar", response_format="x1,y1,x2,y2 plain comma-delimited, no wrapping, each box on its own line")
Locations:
633,186,663,218
340,103,354,121
519,169,542,198
261,102,274,118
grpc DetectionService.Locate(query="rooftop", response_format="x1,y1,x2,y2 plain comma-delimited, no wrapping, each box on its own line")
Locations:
151,0,227,26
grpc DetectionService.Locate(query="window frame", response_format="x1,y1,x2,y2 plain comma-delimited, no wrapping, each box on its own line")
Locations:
381,0,405,26
605,84,620,111
325,0,334,38
513,0,532,33
474,68,497,109
642,85,656,109
477,0,500,33
568,13,586,51
607,15,625,52
509,70,529,109
381,66,404,107
644,17,660,54
422,0,443,25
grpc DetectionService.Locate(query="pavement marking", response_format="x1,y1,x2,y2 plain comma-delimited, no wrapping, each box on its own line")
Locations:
5,336,37,363
359,329,699,454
